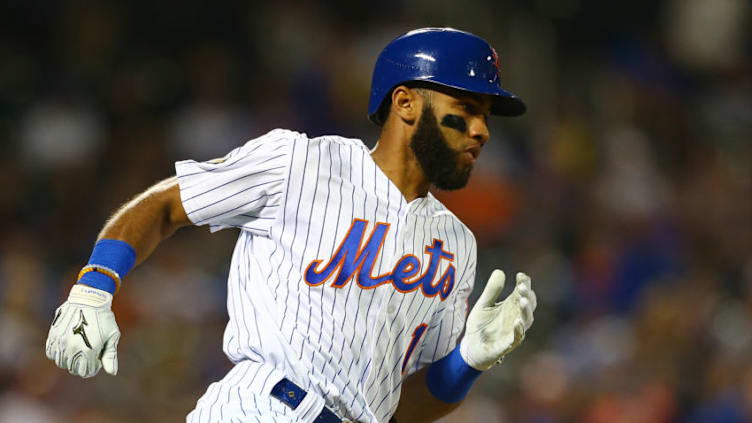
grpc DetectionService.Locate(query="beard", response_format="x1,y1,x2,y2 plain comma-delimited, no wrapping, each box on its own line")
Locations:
409,105,473,190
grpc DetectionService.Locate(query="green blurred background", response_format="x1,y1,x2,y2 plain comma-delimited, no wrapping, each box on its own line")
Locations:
1,0,751,422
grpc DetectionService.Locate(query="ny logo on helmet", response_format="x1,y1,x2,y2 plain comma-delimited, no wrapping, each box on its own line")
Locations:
490,47,502,80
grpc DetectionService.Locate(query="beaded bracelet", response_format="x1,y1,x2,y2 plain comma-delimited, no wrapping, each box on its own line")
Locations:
77,264,122,295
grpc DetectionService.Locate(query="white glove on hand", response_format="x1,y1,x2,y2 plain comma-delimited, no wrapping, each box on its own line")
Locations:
45,284,121,378
460,270,537,370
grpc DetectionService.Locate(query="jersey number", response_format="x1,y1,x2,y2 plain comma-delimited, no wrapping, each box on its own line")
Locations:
402,323,428,375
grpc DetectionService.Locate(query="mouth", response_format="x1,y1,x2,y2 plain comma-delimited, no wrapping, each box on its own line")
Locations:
464,145,481,163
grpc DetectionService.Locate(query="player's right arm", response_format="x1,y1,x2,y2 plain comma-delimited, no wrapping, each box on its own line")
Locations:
45,129,295,379
45,177,191,378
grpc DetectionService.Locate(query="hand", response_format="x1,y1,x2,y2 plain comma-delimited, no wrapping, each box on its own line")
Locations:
45,284,121,378
460,270,537,370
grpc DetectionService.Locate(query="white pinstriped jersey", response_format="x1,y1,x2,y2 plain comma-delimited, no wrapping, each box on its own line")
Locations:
176,129,477,423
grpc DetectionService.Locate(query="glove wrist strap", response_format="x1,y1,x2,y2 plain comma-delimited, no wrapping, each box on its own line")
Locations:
68,284,113,308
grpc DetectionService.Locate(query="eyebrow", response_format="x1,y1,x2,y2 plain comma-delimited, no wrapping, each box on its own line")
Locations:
455,97,491,114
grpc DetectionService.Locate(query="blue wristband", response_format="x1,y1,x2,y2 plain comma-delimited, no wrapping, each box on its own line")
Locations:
77,239,136,295
425,344,482,403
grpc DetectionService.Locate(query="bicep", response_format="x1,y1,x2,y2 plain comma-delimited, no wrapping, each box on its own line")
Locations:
161,176,192,231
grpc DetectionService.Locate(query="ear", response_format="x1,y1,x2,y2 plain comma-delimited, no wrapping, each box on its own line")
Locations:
390,85,421,124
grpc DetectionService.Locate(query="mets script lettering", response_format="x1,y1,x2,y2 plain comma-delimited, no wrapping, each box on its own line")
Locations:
304,219,456,301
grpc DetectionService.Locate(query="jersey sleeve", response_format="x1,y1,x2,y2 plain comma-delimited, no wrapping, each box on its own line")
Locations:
174,128,296,234
413,231,477,371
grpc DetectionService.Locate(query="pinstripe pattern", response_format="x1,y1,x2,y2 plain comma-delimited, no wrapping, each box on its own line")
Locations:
176,129,477,423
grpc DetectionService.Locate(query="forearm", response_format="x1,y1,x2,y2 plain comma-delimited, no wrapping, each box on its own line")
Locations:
75,177,191,294
393,367,462,422
97,176,190,266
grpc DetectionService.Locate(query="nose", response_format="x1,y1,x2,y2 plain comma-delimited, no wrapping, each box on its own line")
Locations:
468,116,490,145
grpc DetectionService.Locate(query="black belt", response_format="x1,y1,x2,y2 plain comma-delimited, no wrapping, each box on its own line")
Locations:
270,378,347,423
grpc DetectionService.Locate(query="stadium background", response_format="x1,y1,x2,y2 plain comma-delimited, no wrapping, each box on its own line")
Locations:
1,0,751,421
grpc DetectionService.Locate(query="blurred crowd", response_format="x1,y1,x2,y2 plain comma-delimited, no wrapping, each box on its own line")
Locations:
1,1,751,422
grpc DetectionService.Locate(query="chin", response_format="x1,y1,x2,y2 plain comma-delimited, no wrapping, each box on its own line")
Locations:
434,169,472,191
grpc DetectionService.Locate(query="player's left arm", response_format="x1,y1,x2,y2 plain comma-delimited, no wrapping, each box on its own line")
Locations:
393,270,537,422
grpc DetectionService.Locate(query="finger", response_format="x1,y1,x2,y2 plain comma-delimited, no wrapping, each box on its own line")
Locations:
514,318,525,344
68,353,82,376
77,359,88,378
56,351,68,370
519,298,534,330
85,360,102,378
56,337,67,362
502,318,525,353
102,333,120,375
517,284,538,312
477,270,506,307
48,347,58,366
45,337,55,360
528,287,538,311
54,336,64,367
516,272,532,290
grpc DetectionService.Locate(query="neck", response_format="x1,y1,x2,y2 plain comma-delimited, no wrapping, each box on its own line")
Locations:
370,129,431,203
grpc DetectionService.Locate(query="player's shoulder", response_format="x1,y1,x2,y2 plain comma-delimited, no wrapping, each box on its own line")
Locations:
225,129,299,159
306,133,370,153
245,129,369,154
240,128,304,148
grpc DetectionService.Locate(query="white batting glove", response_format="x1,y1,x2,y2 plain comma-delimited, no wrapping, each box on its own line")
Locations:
45,284,121,378
460,270,537,370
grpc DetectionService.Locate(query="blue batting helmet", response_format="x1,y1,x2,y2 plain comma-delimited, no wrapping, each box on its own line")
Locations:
368,27,526,125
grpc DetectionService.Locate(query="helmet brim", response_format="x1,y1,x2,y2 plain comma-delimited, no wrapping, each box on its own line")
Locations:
490,88,526,117
423,79,527,117
368,80,527,125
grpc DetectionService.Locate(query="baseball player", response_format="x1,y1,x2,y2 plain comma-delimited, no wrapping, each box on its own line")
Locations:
45,28,537,422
